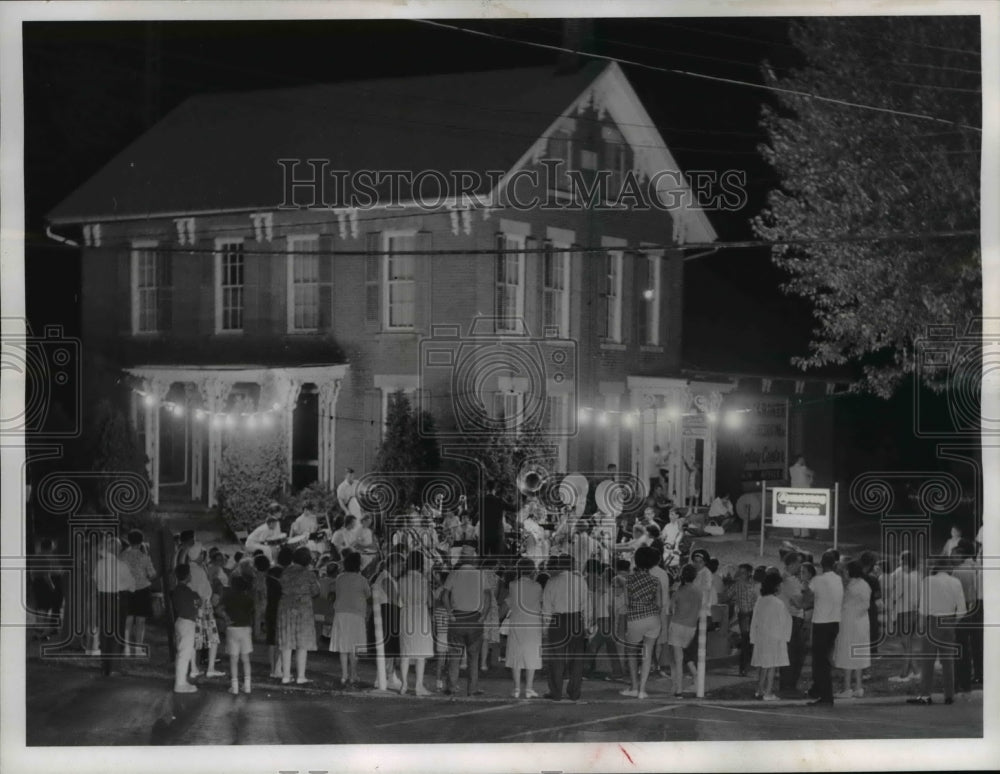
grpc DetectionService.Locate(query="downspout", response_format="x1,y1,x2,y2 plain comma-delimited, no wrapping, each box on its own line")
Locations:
45,224,79,248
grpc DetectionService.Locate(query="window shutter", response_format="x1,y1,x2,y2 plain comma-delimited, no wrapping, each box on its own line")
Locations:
201,243,216,335
318,235,335,331
118,251,132,335
597,252,609,339
243,243,262,335
365,232,381,327
494,232,505,331
157,249,173,333
415,230,432,333
636,252,649,345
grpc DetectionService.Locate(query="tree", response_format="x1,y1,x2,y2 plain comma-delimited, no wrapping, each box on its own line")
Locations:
373,390,442,510
217,421,288,534
753,17,981,398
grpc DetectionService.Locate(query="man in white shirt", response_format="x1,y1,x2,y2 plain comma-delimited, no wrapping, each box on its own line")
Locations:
908,559,966,705
807,550,843,705
245,514,285,561
541,554,592,701
93,535,136,676
442,546,492,696
336,468,359,514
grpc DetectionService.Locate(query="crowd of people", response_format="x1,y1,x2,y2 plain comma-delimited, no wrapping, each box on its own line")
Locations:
32,465,983,708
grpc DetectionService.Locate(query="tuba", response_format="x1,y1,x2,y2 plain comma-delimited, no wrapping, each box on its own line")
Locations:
516,463,548,496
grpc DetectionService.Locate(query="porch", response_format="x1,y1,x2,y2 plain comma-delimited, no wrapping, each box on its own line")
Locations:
125,363,349,507
627,375,735,506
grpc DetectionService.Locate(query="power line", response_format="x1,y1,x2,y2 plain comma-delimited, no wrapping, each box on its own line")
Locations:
647,19,982,75
412,19,982,133
35,228,980,258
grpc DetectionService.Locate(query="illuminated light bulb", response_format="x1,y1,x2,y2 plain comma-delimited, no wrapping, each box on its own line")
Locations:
172,404,185,418
261,413,275,428
246,414,258,429
597,411,608,426
667,405,682,419
623,413,635,428
211,414,224,429
225,414,236,429
643,289,655,301
723,410,743,429
706,411,718,424
194,409,205,422
272,402,281,412
142,394,156,408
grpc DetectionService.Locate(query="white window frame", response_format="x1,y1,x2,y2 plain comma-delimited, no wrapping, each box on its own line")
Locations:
383,230,418,331
493,390,525,435
130,240,169,335
287,234,320,333
214,237,245,334
543,241,571,338
605,250,623,342
643,251,663,346
496,233,526,333
545,393,569,471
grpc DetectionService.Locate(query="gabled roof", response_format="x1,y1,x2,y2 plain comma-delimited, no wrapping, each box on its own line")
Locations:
47,61,716,242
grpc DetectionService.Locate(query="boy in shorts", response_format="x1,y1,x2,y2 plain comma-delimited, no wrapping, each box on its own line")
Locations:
222,567,255,695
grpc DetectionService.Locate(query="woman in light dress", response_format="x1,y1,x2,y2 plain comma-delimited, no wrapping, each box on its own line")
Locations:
750,572,792,701
833,559,872,698
397,551,434,696
504,558,543,699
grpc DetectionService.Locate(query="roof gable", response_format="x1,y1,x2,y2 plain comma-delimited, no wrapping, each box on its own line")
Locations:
48,61,715,243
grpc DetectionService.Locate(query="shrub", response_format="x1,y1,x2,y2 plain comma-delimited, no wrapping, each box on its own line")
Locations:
216,424,288,534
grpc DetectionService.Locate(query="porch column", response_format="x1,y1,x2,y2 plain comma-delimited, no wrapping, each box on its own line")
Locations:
702,391,724,505
185,383,202,501
318,378,343,487
603,392,621,471
199,376,233,508
142,378,171,506
667,386,689,504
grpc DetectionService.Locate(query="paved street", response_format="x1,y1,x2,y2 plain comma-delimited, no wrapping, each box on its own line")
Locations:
26,660,982,746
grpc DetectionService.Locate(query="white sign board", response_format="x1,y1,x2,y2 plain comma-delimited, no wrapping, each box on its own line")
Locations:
771,487,832,529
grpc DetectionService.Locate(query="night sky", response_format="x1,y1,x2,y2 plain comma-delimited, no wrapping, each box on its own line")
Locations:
20,17,976,487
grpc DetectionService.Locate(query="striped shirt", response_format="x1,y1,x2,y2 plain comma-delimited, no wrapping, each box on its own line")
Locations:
626,571,660,621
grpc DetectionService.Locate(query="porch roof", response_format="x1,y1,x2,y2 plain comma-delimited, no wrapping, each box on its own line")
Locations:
124,363,349,384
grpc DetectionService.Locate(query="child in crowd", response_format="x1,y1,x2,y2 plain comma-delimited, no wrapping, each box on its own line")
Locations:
171,564,199,694
727,563,758,676
222,565,255,695
315,562,338,646
329,551,371,687
432,570,452,691
750,572,792,701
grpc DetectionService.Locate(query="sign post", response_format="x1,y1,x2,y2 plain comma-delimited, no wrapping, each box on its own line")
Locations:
833,481,840,551
771,487,833,533
759,480,767,557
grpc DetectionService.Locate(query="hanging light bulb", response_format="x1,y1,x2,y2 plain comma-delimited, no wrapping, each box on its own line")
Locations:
272,402,281,412
142,393,156,408
172,404,185,418
246,414,258,430
211,414,223,429
597,411,608,426
194,409,206,422
706,411,718,424
643,288,655,301
225,414,236,429
623,412,635,429
261,412,275,428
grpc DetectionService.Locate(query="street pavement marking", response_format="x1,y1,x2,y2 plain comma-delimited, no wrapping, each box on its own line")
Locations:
373,702,524,728
500,704,682,740
702,703,946,729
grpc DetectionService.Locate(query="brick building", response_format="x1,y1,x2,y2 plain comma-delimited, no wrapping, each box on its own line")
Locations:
48,61,738,509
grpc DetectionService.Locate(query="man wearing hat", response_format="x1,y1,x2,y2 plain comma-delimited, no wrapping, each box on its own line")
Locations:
245,505,286,561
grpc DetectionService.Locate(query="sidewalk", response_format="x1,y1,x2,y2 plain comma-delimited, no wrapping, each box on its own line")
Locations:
28,621,979,708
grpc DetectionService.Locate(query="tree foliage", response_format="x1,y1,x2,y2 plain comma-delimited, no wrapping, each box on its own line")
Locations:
753,17,981,397
373,391,442,510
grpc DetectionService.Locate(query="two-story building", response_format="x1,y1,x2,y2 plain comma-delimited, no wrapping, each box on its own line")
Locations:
48,61,735,510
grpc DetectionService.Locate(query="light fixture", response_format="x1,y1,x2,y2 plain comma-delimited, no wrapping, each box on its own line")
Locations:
667,405,682,419
597,411,608,426
172,404,184,418
211,414,223,429
246,414,258,429
272,402,281,412
723,410,742,429
642,289,655,301
261,413,275,428
623,413,635,428
194,409,205,422
706,411,718,424
225,414,236,429
142,394,156,408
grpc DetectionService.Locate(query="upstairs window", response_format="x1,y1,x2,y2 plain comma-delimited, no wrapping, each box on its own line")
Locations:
601,250,623,342
131,244,171,334
495,234,526,333
215,239,245,332
288,235,320,332
543,241,570,338
385,233,416,329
